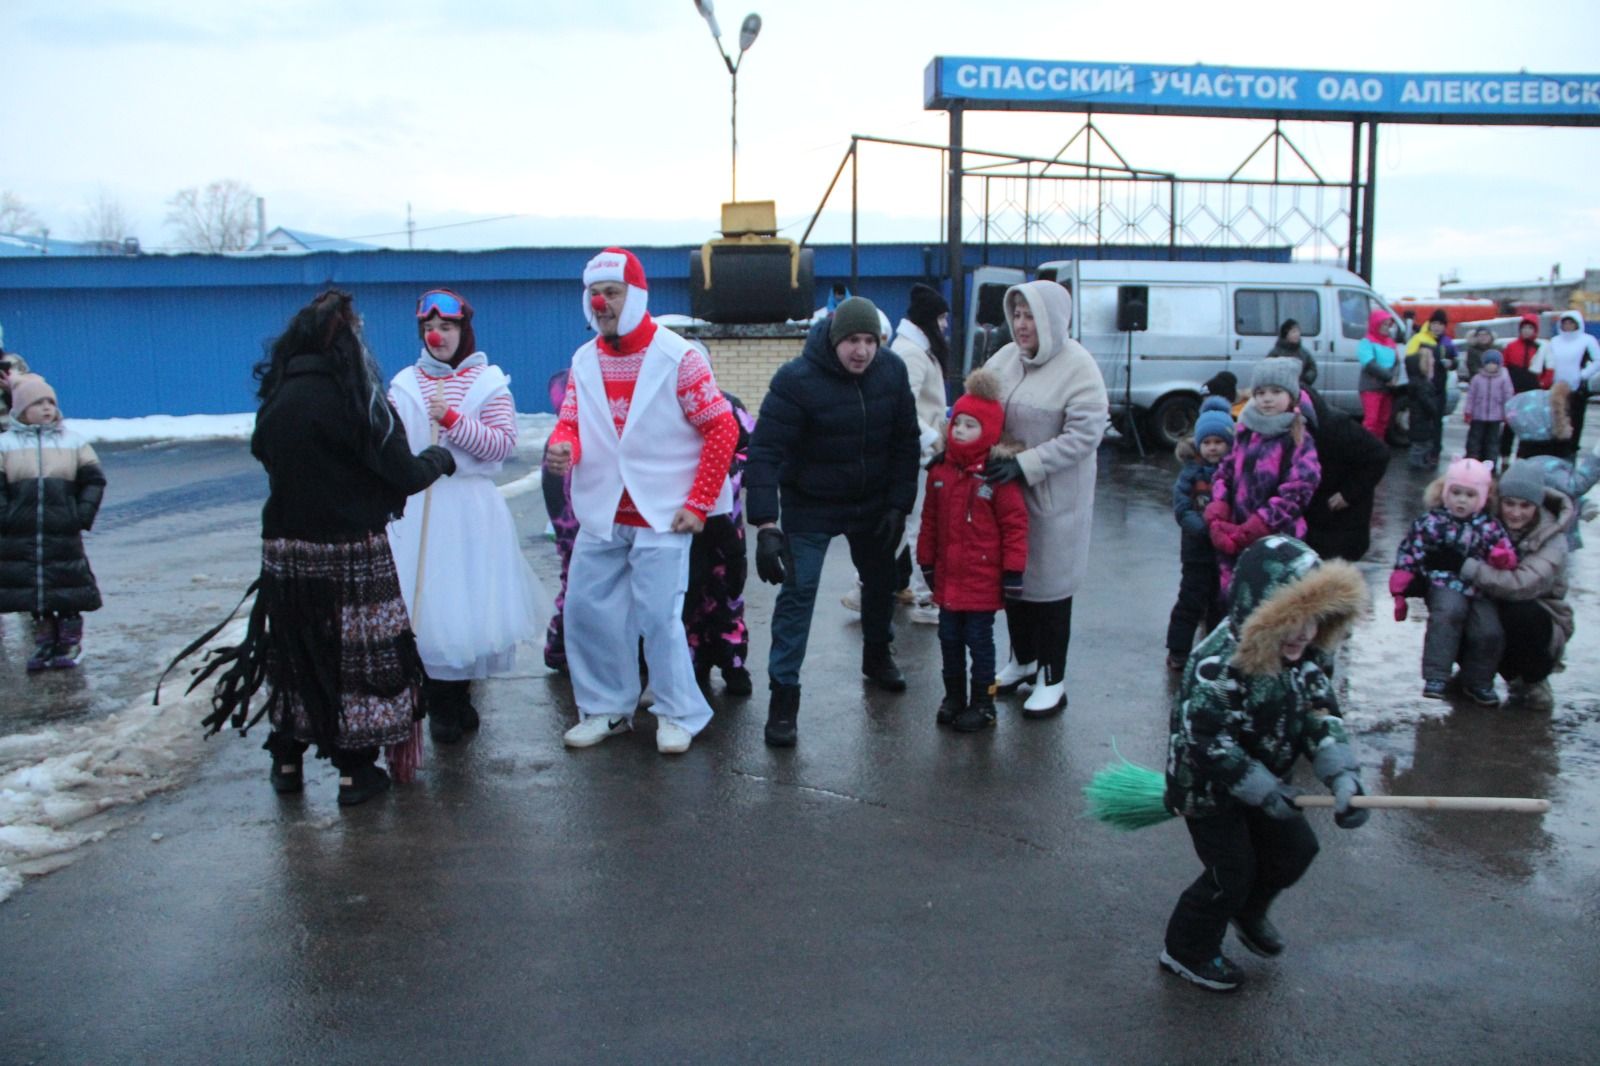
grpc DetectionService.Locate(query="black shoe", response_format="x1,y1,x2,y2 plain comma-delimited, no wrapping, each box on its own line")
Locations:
765,683,800,747
722,666,754,697
455,682,480,733
337,762,392,807
1231,912,1284,958
694,661,714,694
953,679,996,733
426,679,463,744
1159,949,1244,992
264,732,306,795
936,673,967,726
861,642,907,692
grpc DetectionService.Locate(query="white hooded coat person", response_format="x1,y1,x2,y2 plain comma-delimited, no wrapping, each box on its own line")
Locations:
387,290,549,742
1546,310,1600,455
983,280,1109,716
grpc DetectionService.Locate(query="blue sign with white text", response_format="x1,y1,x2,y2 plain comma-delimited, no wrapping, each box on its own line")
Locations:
925,57,1600,125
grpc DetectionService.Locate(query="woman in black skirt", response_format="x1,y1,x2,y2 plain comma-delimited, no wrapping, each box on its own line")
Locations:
174,290,454,806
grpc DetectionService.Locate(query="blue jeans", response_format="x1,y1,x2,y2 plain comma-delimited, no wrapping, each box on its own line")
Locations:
768,529,895,687
938,609,996,687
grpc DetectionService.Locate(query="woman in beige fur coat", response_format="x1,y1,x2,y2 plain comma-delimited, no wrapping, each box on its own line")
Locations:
983,280,1108,716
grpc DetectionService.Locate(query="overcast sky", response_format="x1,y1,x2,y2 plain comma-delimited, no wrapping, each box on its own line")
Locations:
6,0,1599,297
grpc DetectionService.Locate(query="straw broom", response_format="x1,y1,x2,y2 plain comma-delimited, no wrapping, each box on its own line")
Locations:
1084,753,1550,831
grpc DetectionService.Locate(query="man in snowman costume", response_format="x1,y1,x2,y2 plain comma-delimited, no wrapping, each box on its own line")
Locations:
544,248,740,754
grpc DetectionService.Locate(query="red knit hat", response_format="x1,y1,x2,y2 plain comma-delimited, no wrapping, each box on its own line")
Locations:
947,368,1004,466
582,247,649,335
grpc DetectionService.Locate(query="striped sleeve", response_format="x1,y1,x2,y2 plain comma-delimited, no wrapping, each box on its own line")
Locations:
675,350,736,517
444,390,517,462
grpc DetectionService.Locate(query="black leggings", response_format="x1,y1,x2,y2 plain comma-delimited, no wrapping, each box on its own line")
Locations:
1004,597,1073,685
1497,599,1559,683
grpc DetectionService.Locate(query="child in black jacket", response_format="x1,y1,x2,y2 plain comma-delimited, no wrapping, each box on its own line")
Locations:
1166,397,1234,669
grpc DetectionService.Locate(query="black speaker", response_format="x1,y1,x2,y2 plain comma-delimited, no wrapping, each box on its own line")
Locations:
1116,285,1149,332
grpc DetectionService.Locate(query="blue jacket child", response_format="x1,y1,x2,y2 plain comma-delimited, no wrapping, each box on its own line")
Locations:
1166,397,1235,666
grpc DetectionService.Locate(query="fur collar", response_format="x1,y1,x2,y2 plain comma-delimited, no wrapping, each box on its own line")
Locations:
1231,559,1368,676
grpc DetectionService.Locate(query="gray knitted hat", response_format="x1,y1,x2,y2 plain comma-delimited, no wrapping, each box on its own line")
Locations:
1496,460,1545,505
1251,356,1303,396
829,297,882,346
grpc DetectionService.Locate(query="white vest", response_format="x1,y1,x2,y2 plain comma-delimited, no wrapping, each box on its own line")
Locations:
569,328,732,537
389,364,511,477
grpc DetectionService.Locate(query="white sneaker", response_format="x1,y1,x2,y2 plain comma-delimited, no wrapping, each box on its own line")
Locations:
1022,679,1067,718
563,715,631,748
995,657,1038,692
909,602,941,625
841,586,862,612
656,720,693,754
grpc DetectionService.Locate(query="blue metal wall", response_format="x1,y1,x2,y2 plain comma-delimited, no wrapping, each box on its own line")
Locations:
0,242,1288,418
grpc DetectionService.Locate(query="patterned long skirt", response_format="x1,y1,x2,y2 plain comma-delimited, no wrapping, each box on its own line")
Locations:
196,532,423,756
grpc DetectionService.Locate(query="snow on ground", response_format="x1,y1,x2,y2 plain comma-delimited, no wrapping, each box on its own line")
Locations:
0,620,245,904
69,411,557,450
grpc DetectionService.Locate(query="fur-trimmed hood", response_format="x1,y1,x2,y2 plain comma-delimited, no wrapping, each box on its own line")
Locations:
929,436,1023,465
1226,536,1369,675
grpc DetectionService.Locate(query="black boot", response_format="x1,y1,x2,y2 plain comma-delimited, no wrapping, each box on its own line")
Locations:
936,673,967,726
453,680,480,734
1231,909,1285,957
694,660,713,694
765,682,801,747
953,679,997,733
264,731,307,795
861,641,907,692
722,666,754,697
335,748,391,807
426,678,462,744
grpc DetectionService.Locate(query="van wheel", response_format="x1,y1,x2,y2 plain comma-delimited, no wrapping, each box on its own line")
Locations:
1148,394,1200,449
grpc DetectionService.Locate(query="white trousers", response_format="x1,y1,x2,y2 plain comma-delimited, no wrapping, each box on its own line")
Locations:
565,524,713,735
900,466,931,601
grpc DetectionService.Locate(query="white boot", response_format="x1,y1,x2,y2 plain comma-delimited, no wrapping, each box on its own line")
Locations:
995,655,1038,693
1022,674,1066,718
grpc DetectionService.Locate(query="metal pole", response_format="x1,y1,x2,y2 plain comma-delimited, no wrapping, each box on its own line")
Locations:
730,68,738,202
850,138,859,291
947,106,966,381
1346,122,1362,274
1359,123,1378,282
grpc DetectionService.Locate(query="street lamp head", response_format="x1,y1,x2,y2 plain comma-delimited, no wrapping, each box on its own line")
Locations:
739,13,762,53
694,0,722,39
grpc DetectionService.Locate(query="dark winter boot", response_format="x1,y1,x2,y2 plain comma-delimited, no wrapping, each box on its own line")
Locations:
861,641,907,692
264,731,307,795
335,748,391,807
694,660,714,694
49,616,84,669
1231,910,1285,958
454,681,480,734
426,678,462,744
764,683,801,747
26,615,57,673
953,679,997,733
722,666,754,697
936,673,967,726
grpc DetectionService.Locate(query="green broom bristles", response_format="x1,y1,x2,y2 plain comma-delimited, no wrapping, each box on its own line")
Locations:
1083,749,1176,831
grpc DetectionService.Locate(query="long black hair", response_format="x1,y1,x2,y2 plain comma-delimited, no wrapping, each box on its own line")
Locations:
253,289,395,446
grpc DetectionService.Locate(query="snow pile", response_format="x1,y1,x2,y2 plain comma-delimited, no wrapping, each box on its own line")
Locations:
0,620,245,904
69,410,557,450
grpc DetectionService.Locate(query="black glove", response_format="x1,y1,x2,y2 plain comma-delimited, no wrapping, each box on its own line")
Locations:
421,444,456,477
921,565,936,592
875,508,906,555
755,527,791,585
1002,570,1024,602
1421,544,1467,574
1260,782,1306,821
1331,772,1370,829
983,457,1024,485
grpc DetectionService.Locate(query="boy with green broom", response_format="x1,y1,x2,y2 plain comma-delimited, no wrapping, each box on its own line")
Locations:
1160,535,1369,992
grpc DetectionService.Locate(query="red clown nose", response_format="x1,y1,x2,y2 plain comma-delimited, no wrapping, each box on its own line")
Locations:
590,293,609,312
425,330,444,349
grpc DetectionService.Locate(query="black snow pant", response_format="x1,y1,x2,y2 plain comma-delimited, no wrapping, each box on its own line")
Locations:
1165,805,1320,964
1496,599,1558,683
1004,596,1073,685
1166,535,1223,656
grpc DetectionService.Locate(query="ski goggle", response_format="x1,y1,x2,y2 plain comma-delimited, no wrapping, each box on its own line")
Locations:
416,290,467,320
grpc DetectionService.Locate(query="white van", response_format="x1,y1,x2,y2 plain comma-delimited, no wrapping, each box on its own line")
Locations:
965,260,1402,447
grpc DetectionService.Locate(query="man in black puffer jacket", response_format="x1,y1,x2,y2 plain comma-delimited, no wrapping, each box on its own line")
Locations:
746,297,920,746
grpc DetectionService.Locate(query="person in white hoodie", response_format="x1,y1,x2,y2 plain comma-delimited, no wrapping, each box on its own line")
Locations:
1545,311,1600,458
890,283,952,623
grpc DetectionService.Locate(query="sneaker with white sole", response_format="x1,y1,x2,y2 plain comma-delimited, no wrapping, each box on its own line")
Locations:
1159,949,1243,992
909,602,941,625
1022,678,1067,718
841,586,862,612
563,715,631,748
656,720,693,754
995,657,1038,694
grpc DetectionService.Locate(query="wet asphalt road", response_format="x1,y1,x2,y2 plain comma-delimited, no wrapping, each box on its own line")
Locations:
2,427,1599,1064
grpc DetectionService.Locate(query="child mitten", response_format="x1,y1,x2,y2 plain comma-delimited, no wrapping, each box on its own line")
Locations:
921,565,936,592
1487,542,1519,571
1393,597,1409,622
1209,519,1241,554
1237,514,1272,549
1203,499,1231,526
1002,571,1024,601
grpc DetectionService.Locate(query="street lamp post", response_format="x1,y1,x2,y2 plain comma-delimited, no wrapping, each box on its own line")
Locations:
694,2,762,202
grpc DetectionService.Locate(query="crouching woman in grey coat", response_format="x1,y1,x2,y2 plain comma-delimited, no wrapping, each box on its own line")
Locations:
984,280,1109,716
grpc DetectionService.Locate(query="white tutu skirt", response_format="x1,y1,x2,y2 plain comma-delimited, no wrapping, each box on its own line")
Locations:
388,473,550,681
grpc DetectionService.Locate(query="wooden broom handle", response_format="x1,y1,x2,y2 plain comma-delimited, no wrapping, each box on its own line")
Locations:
411,421,439,622
1293,795,1550,814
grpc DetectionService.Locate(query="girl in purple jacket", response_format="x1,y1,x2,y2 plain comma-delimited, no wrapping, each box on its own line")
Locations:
1204,358,1321,593
1463,350,1515,465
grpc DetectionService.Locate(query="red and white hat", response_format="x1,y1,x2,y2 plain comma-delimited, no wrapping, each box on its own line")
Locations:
582,247,649,335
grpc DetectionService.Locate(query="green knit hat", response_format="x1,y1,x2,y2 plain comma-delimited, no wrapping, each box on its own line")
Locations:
829,297,882,347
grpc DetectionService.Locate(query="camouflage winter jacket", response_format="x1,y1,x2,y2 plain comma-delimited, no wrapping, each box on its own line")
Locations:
1166,535,1368,818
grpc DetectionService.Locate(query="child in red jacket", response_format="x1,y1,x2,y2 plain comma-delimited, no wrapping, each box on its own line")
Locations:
917,368,1029,732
